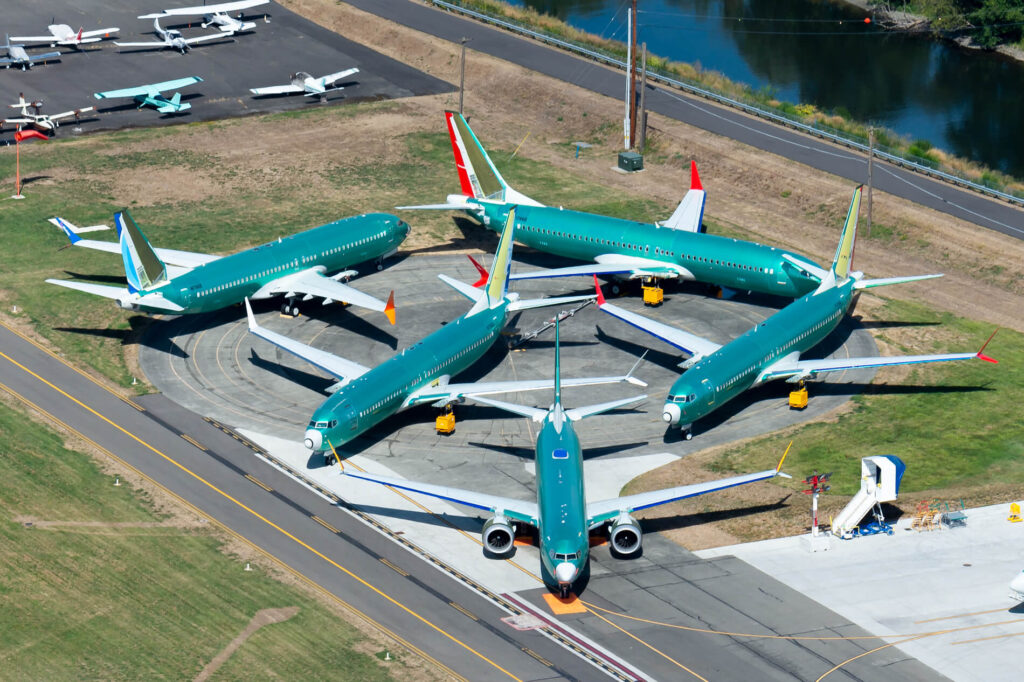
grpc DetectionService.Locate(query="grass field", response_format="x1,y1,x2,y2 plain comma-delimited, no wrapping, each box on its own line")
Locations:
0,398,413,680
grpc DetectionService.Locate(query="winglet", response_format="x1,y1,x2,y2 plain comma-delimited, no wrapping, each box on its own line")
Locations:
468,254,488,288
690,160,702,191
244,297,257,330
76,28,83,42
384,291,396,326
776,441,792,475
52,216,81,244
625,350,649,387
593,275,606,306
977,327,999,364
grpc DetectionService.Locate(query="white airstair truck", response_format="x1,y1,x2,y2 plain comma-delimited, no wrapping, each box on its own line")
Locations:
831,456,905,539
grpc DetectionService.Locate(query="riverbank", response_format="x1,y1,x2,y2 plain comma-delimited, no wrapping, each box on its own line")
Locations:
842,0,1024,62
443,0,1023,196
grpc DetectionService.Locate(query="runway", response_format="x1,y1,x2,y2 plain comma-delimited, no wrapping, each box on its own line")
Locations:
0,1,452,137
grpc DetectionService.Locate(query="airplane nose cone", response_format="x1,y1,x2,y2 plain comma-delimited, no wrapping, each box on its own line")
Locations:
662,402,681,424
554,561,577,585
304,429,323,451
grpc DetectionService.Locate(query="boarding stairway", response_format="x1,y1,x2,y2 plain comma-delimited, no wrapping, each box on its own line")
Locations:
831,456,905,539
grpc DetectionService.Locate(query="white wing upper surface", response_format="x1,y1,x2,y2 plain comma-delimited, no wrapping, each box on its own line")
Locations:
341,468,539,526
597,297,721,359
249,84,302,96
257,267,390,313
758,351,985,384
95,77,202,100
321,67,359,86
143,0,269,17
586,468,781,526
245,300,370,381
407,374,644,407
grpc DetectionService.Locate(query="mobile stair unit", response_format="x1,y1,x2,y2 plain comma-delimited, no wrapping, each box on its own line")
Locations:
831,456,905,539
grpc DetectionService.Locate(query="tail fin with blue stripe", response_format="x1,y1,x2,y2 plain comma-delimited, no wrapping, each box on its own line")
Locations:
117,210,168,292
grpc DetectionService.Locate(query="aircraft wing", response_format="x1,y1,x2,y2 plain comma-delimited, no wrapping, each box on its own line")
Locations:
660,161,707,233
113,40,169,49
321,67,359,85
586,467,785,527
79,28,119,40
184,32,233,46
245,299,371,382
143,0,269,17
407,372,646,408
594,277,721,359
258,268,395,324
96,77,202,100
49,106,94,121
757,349,995,384
9,35,57,43
249,84,303,96
510,260,685,282
340,467,539,526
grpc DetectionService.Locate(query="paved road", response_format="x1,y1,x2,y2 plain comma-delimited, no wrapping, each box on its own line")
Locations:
0,0,451,137
347,0,1023,240
0,320,617,682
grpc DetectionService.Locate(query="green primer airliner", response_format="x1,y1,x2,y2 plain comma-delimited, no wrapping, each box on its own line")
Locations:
46,210,407,322
335,320,790,597
597,186,1000,438
400,111,823,297
246,209,646,461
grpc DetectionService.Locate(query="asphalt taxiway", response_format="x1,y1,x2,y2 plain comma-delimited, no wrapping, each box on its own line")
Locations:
0,1,452,137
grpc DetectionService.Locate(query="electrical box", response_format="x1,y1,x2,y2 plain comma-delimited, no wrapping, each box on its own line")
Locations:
618,151,644,172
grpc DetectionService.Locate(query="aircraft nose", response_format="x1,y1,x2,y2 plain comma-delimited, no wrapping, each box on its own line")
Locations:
304,429,323,451
554,561,577,585
662,402,681,424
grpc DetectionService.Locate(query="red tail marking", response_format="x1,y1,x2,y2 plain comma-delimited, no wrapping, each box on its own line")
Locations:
76,28,83,42
468,254,488,288
384,291,396,325
977,327,999,363
445,111,475,198
593,275,606,306
690,160,702,191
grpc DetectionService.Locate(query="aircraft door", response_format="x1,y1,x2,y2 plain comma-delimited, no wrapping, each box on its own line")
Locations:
702,378,715,407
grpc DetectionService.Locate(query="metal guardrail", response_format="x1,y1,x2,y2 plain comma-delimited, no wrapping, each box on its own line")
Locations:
431,0,1024,208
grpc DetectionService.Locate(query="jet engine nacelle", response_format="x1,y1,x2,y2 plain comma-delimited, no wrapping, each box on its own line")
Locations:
482,514,515,556
609,513,642,556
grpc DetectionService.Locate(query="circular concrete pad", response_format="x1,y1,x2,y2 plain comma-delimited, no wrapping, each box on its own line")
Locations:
139,252,877,499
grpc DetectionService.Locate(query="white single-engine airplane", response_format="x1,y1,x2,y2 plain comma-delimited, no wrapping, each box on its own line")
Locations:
2,93,93,135
10,23,119,49
140,0,270,33
249,68,359,98
1,35,61,70
95,77,203,114
116,18,230,54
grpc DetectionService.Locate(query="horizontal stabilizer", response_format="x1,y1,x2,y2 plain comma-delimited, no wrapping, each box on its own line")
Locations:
395,202,480,212
564,394,646,421
507,294,595,311
437,273,485,303
782,253,828,282
854,273,943,289
46,279,126,300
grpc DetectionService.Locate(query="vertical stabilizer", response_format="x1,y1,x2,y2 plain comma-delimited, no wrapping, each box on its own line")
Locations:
484,207,517,306
117,210,168,292
446,110,507,200
831,185,862,281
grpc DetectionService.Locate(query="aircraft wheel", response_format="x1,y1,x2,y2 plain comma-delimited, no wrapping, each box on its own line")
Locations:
376,262,384,271
611,285,620,295
684,430,693,441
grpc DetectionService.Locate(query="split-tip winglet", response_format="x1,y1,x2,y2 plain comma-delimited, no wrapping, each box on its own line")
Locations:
690,160,702,191
468,254,488,288
384,291,396,326
592,274,606,306
977,327,999,363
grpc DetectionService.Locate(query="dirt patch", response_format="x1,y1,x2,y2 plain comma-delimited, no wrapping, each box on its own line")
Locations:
194,606,301,681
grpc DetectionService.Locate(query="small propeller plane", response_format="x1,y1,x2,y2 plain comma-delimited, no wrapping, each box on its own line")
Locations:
94,76,203,114
596,186,1000,439
116,18,231,54
10,23,119,49
140,0,270,33
335,319,791,598
246,208,645,459
46,210,407,321
250,68,359,98
2,93,93,135
1,35,61,70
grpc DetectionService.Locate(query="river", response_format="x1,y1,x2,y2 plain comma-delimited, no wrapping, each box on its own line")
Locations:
507,0,1024,178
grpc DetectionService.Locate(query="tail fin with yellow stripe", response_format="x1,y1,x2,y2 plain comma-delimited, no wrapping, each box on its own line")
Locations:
831,185,862,282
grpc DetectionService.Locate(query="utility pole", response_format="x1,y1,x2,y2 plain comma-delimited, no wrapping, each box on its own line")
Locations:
637,42,648,153
628,0,638,149
623,7,632,150
459,37,469,115
867,127,874,238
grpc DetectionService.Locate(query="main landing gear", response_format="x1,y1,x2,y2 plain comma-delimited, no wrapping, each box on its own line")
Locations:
281,298,300,317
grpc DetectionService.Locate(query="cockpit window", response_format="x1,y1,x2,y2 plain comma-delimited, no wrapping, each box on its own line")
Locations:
552,448,568,460
315,421,329,429
554,552,579,561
